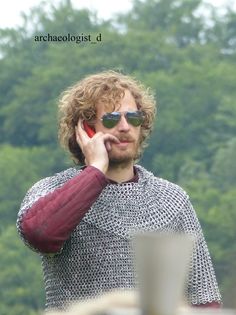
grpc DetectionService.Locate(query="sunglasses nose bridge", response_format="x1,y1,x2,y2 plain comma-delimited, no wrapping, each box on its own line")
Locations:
117,112,130,130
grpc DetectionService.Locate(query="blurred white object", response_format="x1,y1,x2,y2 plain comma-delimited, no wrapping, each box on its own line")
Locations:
133,232,195,315
46,290,139,315
46,289,236,315
107,307,236,315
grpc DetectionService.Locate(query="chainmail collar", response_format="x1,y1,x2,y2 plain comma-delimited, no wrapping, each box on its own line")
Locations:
82,165,187,240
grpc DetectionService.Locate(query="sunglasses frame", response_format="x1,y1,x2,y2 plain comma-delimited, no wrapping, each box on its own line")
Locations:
100,110,145,129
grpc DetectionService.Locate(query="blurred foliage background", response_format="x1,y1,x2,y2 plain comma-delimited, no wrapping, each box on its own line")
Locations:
0,0,236,313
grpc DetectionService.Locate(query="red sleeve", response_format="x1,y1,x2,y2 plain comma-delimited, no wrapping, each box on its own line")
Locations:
192,301,221,308
21,166,108,254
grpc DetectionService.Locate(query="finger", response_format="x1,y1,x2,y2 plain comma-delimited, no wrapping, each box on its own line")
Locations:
105,141,111,151
75,126,82,146
103,134,120,144
76,119,89,143
76,119,85,135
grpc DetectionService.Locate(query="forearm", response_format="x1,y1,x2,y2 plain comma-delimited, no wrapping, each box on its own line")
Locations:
20,166,108,253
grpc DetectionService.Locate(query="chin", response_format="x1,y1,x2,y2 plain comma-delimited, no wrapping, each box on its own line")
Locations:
108,151,136,165
108,143,139,163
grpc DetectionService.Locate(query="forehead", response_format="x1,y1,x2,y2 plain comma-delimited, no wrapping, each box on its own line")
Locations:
96,89,137,116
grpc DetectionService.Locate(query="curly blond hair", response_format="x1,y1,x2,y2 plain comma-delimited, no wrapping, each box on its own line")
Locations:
58,70,157,164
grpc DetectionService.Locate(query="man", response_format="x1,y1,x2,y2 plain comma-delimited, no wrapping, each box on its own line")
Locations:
17,71,221,311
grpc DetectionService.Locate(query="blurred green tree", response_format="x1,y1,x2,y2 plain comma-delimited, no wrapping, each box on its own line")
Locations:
0,226,44,314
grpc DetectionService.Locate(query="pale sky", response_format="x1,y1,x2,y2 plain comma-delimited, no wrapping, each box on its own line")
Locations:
0,0,235,29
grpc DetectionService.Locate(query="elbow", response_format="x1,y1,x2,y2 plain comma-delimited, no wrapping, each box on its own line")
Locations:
21,219,63,254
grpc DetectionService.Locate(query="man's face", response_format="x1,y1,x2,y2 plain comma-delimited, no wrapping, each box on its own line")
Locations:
94,89,141,164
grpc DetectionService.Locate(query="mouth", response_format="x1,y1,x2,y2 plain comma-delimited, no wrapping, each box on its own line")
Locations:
114,140,133,148
118,137,133,142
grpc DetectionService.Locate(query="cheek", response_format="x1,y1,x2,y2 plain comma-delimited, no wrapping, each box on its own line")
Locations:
135,127,142,139
94,123,106,133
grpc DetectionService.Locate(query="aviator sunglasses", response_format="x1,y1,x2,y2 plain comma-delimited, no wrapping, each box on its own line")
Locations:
100,110,145,129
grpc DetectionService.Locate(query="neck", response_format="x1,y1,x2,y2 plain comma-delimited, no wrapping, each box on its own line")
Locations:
106,160,135,183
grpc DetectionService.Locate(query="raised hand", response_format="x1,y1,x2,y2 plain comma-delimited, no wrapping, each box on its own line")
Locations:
75,119,120,174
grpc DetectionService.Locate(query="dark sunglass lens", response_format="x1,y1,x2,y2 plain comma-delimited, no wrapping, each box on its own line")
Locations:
102,112,121,128
126,111,144,126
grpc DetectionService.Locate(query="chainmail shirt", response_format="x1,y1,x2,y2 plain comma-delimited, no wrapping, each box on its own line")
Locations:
17,165,221,310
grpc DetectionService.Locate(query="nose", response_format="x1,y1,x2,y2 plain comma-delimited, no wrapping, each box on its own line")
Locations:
117,114,130,132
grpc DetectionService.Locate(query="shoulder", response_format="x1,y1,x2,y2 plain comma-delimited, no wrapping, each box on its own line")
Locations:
31,167,81,193
135,165,189,208
21,167,81,207
18,167,85,220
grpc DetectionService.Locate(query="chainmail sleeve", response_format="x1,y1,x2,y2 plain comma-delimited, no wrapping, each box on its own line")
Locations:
178,196,222,305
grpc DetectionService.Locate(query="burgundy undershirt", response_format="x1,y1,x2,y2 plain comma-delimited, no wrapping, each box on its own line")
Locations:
20,166,220,308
